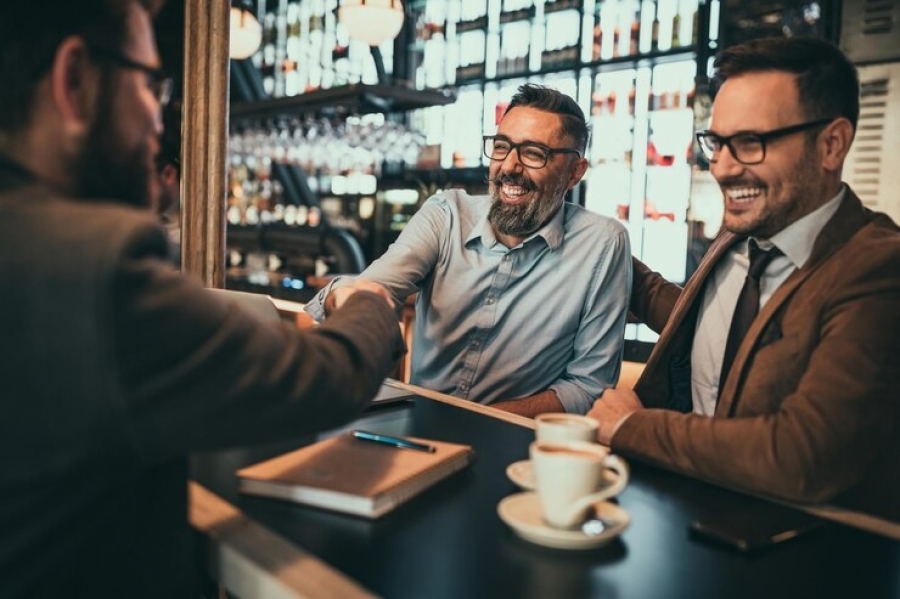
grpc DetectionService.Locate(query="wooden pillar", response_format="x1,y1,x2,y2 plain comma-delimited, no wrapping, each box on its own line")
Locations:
180,0,230,287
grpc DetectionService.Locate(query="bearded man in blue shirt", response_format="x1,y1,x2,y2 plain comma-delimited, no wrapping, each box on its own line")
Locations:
307,84,632,417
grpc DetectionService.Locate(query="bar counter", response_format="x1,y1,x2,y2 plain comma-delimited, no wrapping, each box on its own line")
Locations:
190,382,900,598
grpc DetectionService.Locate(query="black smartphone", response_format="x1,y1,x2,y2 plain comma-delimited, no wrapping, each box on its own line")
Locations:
689,503,825,554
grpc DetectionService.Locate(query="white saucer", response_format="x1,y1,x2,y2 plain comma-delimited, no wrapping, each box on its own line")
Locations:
506,460,619,492
497,492,629,550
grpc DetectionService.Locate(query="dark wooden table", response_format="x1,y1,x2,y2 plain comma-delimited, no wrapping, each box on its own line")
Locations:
192,395,900,599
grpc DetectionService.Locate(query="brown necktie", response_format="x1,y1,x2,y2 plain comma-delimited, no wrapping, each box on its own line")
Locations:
718,240,782,400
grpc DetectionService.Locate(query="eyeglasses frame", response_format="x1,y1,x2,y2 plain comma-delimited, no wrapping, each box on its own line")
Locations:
695,118,836,165
483,135,582,169
87,44,174,108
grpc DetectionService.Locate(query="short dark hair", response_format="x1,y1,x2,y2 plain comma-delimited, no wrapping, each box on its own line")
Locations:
504,83,589,154
711,37,860,131
0,0,154,134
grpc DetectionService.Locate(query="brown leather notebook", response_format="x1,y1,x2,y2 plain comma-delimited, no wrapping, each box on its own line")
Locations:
237,432,475,518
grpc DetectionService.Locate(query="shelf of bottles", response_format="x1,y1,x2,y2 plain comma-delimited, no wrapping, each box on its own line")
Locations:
226,113,430,271
228,1,444,284
406,0,724,343
251,0,394,98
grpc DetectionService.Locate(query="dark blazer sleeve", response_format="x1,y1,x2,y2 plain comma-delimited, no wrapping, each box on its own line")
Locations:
630,256,682,333
106,222,403,463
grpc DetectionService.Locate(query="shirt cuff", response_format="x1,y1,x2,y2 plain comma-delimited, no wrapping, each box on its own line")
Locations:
548,381,596,415
303,276,348,322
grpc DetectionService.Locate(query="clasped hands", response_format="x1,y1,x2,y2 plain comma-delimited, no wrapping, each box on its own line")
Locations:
324,278,396,315
587,387,644,445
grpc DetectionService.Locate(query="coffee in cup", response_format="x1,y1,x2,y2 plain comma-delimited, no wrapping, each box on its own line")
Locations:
529,440,629,529
534,413,599,443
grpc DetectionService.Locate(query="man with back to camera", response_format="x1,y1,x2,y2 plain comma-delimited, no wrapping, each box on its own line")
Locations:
305,83,632,417
0,1,403,596
589,37,900,521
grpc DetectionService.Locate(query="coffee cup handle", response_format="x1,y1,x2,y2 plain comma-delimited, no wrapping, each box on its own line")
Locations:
563,455,630,527
602,455,629,495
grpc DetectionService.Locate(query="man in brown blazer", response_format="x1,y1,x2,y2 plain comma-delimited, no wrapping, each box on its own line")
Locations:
589,37,900,521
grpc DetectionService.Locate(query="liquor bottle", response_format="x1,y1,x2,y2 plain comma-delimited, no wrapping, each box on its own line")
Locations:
612,24,621,57
638,0,656,54
629,20,639,56
261,11,276,96
688,0,698,46
286,1,301,63
651,3,660,52
672,10,681,48
274,2,288,97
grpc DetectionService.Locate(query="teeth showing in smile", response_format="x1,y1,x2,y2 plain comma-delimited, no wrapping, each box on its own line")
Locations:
502,183,529,198
725,187,763,203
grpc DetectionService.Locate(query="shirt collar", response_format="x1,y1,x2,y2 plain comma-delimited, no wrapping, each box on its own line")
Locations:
753,185,846,269
466,200,567,251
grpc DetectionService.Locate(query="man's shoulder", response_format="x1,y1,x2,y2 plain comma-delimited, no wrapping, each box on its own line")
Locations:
839,207,900,254
810,212,900,291
420,189,488,234
562,203,628,238
8,186,158,225
850,213,900,265
427,188,486,213
3,187,167,258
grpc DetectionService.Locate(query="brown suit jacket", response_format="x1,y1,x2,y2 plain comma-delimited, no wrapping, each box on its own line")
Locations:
614,190,900,521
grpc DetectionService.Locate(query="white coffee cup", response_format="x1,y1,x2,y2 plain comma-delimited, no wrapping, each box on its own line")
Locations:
530,440,629,529
534,413,599,443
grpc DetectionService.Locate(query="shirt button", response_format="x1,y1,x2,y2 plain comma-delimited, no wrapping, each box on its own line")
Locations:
486,298,494,305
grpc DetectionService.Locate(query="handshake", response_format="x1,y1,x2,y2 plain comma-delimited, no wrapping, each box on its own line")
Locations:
324,279,396,316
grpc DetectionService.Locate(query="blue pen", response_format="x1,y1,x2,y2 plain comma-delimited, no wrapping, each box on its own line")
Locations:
352,430,436,453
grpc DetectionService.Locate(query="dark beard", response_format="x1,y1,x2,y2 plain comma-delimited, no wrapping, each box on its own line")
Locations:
488,173,565,238
71,77,154,209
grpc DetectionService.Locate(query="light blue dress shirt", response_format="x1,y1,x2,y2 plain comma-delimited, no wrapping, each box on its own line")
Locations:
305,189,632,414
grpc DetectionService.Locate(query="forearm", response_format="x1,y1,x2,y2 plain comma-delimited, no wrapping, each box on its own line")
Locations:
491,390,564,418
115,260,403,460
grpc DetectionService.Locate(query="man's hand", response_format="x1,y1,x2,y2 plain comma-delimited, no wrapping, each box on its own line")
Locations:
324,279,396,315
588,387,644,445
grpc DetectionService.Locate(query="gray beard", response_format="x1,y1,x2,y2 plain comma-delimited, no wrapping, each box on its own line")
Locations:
488,181,566,239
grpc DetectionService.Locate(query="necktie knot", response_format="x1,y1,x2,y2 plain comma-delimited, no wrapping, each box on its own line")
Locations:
747,240,782,280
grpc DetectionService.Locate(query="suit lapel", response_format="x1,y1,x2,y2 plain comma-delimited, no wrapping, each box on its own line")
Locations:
635,232,741,406
717,190,872,415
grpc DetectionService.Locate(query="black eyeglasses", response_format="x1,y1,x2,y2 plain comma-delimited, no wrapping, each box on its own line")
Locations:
483,135,582,169
695,118,835,165
87,45,174,108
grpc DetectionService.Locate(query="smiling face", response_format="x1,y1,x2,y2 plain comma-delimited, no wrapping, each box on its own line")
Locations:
709,71,833,238
488,106,587,245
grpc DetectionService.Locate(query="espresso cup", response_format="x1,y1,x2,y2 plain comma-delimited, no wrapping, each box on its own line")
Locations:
529,440,629,529
534,413,599,443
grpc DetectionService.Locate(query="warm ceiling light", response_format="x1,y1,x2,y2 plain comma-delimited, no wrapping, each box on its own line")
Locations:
338,0,405,47
230,1,262,60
